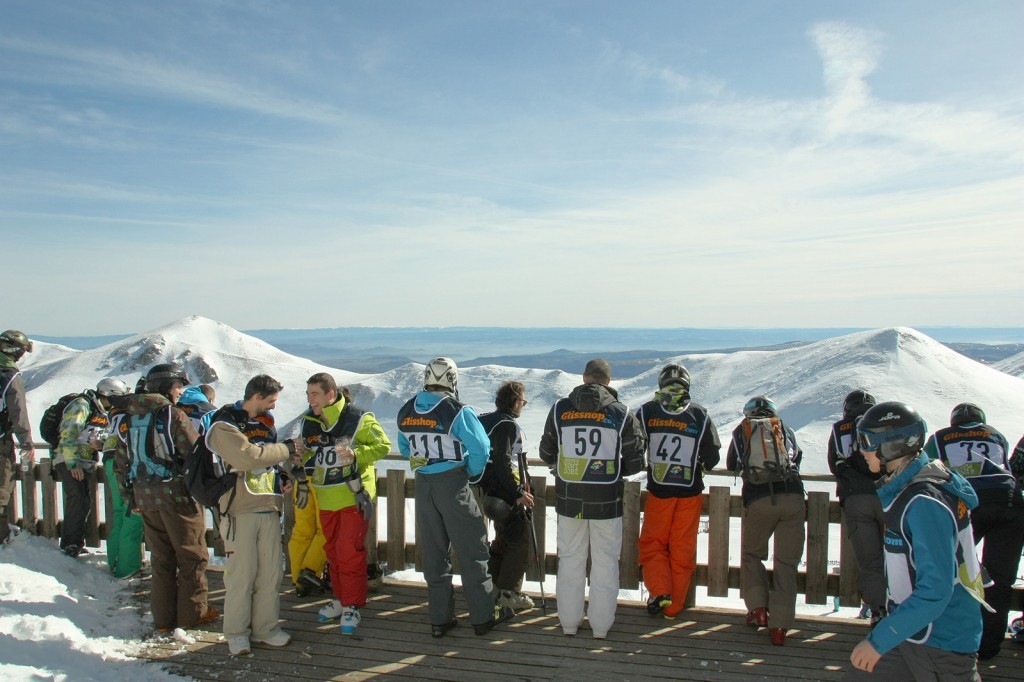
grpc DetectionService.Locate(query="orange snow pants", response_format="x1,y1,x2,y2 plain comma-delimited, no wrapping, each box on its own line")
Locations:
638,494,701,617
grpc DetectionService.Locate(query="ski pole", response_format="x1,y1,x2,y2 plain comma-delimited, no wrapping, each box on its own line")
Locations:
517,450,547,615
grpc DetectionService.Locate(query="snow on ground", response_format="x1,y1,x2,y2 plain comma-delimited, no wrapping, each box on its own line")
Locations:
0,530,191,682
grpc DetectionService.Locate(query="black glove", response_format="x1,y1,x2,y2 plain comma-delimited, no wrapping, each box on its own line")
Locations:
295,481,310,510
354,488,374,522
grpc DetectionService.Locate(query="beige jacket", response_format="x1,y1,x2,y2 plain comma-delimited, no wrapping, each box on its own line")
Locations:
206,421,292,516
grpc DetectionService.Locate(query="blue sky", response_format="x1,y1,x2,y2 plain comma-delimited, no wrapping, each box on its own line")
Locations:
3,1,1022,335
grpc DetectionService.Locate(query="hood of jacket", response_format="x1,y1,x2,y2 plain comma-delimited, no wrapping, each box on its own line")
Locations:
0,351,17,370
879,452,979,510
177,386,211,406
413,390,454,412
567,382,619,411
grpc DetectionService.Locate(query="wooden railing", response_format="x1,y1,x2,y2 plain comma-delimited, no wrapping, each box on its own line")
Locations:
9,451,1022,611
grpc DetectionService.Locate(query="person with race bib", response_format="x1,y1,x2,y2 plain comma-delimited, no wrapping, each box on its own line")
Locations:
538,358,645,639
301,374,390,635
827,390,887,626
923,403,1022,661
847,402,986,680
635,364,721,620
397,357,514,638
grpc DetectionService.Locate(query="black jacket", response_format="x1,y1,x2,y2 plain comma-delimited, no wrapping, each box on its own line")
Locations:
478,409,526,506
827,416,881,504
539,383,645,519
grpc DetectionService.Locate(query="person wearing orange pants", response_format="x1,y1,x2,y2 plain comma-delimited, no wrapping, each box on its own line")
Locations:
635,364,721,618
639,495,703,617
287,482,328,596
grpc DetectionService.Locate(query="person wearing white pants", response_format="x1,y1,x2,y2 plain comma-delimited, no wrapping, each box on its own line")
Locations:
556,515,623,637
539,359,645,639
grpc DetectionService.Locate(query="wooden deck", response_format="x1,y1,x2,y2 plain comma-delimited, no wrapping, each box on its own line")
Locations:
139,571,1024,681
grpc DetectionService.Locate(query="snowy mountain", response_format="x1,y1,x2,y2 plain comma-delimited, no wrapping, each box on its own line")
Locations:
21,316,372,436
21,318,1024,476
993,350,1024,379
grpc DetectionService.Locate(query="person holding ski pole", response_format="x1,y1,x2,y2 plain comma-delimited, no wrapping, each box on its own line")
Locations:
478,381,536,612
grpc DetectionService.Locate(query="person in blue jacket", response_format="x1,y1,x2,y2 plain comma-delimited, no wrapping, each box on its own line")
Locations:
396,357,513,638
846,402,988,681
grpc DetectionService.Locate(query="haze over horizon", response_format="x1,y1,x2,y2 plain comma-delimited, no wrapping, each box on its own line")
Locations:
3,1,1021,335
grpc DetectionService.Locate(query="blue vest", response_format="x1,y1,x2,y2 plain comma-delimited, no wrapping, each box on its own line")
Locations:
397,395,465,471
881,474,986,649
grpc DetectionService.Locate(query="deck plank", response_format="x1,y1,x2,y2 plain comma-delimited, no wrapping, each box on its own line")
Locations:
137,574,1024,681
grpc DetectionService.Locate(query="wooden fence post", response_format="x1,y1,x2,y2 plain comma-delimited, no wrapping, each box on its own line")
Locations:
619,480,641,589
20,462,38,534
386,468,406,572
707,485,731,597
804,491,830,604
40,459,58,539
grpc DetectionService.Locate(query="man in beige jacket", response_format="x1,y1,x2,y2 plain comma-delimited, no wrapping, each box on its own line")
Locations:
201,374,305,656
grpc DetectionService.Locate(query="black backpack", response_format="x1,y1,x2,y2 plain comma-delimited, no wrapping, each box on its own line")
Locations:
39,392,98,448
183,406,241,509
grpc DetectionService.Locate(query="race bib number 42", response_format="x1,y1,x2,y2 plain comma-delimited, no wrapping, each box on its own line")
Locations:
648,432,697,485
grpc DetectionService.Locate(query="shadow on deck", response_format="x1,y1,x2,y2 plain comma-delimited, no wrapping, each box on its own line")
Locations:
139,571,1024,681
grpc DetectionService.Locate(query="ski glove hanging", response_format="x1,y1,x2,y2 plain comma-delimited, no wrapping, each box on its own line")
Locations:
295,481,311,510
354,488,374,522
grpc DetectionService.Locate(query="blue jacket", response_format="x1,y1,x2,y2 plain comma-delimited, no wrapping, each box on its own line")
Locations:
177,386,216,433
397,390,490,477
868,453,984,655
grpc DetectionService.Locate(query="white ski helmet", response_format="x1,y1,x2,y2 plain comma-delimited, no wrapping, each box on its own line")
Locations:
96,377,131,397
424,357,458,393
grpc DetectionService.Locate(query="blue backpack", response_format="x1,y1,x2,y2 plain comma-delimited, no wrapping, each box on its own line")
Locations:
125,406,179,482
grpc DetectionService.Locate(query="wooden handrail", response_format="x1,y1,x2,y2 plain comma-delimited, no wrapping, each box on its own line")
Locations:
10,452,1022,611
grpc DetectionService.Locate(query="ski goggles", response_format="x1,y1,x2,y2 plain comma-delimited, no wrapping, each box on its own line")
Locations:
743,396,777,418
856,422,924,453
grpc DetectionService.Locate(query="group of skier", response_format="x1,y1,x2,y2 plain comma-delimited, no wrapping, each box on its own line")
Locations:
2,327,1023,678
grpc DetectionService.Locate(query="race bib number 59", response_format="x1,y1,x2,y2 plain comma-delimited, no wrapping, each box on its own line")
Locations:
557,425,618,483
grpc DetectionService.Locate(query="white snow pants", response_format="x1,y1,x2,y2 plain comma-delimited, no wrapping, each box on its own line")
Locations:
556,514,622,638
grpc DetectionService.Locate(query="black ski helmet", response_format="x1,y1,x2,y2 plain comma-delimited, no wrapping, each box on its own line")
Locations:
145,363,190,394
743,395,778,418
658,364,690,390
856,401,927,463
481,494,513,523
0,329,33,360
843,390,877,420
950,403,985,427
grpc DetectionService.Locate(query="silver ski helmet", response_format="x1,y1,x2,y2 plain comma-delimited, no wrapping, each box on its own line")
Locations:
424,357,458,394
950,403,985,427
743,395,778,418
0,330,33,360
658,364,690,390
96,377,132,397
843,390,877,420
857,401,927,463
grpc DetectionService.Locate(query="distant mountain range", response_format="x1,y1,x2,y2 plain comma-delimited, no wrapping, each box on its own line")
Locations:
21,316,1024,476
32,326,1024,376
